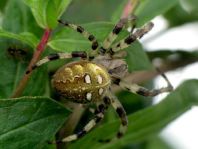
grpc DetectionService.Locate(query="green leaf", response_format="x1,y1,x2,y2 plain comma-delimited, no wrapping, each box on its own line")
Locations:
184,0,198,14
0,42,23,98
1,0,40,47
111,0,128,23
164,3,198,27
0,1,7,10
62,0,125,23
147,49,198,59
147,136,173,149
117,90,150,114
48,22,113,52
126,41,152,71
0,96,69,149
0,29,38,48
135,0,179,26
23,0,72,29
0,0,48,99
22,67,49,97
0,40,47,98
69,79,198,149
2,0,41,36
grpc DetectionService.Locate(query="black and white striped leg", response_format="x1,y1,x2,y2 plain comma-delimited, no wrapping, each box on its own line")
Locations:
111,94,128,139
99,16,136,55
108,22,154,55
113,72,173,97
58,20,99,56
100,93,128,142
88,96,111,115
26,51,87,74
52,101,109,143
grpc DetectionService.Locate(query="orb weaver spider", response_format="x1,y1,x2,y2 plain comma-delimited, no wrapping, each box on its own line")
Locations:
26,16,173,143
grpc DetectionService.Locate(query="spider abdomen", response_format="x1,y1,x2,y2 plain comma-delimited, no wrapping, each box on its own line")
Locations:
52,60,111,103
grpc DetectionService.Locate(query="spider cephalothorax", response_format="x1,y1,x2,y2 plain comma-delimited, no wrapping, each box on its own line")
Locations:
93,54,128,77
26,16,173,143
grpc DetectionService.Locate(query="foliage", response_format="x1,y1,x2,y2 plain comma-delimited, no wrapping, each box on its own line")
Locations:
0,0,197,149
0,97,70,149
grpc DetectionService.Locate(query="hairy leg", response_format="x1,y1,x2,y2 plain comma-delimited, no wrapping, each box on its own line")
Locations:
108,22,153,55
99,16,136,55
112,71,173,97
100,93,128,142
51,100,109,144
58,20,99,53
26,51,87,74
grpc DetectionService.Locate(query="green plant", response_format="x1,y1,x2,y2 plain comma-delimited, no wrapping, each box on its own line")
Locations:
0,0,197,149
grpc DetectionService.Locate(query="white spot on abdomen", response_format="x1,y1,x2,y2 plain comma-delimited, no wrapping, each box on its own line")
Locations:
99,88,104,95
86,93,92,101
97,75,103,84
85,74,91,84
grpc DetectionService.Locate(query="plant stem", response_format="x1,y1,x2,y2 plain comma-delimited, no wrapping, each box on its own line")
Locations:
121,0,140,18
11,28,52,98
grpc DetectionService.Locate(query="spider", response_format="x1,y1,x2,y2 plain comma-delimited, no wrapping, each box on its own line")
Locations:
26,16,173,143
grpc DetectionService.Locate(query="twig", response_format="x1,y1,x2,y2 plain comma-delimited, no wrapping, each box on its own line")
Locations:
121,0,140,18
11,28,52,98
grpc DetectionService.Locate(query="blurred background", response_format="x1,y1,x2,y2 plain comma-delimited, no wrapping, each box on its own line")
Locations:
143,16,198,149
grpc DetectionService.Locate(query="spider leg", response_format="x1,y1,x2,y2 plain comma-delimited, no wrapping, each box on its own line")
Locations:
52,100,109,143
99,16,136,55
100,93,128,142
58,20,99,58
111,94,128,139
113,71,173,97
108,22,154,55
26,51,87,74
